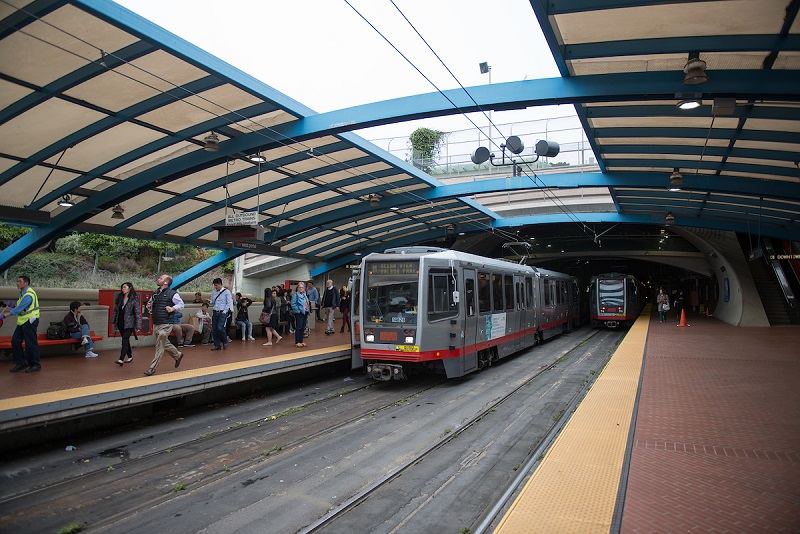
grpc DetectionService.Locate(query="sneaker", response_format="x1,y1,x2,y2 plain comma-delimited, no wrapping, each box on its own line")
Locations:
123,357,133,363
241,337,246,341
174,352,183,368
85,351,99,358
296,343,304,348
247,336,256,341
81,336,89,345
24,364,41,373
143,368,155,376
182,342,195,347
9,364,28,373
176,344,184,348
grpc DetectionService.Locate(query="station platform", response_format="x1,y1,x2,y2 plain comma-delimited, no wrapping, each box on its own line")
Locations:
0,329,351,435
495,308,800,533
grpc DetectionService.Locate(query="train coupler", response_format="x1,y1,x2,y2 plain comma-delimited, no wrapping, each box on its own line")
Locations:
367,363,406,381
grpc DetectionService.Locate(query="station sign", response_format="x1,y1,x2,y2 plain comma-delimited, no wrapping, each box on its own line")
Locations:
233,241,281,255
225,211,258,226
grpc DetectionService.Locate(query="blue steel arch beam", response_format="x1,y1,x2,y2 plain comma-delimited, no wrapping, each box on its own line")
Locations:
240,71,800,148
0,127,297,273
600,145,799,164
494,212,798,242
171,248,242,290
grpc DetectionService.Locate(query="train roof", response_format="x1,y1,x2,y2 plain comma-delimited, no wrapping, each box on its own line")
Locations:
365,248,573,279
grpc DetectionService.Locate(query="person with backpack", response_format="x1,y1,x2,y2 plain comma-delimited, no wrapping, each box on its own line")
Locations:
3,275,41,373
64,301,99,358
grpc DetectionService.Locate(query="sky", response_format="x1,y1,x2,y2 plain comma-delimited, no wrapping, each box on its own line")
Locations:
114,0,572,147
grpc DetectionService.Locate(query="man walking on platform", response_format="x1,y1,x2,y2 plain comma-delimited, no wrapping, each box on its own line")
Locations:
210,277,233,351
3,275,41,373
320,279,340,335
144,274,184,376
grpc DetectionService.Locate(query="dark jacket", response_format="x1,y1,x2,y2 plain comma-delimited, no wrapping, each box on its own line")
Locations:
237,297,253,322
320,285,341,308
63,311,88,334
112,294,142,330
151,288,177,325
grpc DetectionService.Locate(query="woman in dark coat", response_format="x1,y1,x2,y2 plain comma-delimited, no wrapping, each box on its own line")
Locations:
111,282,142,366
261,289,282,346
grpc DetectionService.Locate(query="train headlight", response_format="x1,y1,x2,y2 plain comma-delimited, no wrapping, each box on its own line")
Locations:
366,334,375,342
404,336,414,344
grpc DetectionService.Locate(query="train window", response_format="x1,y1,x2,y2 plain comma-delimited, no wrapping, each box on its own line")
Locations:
492,273,503,311
504,275,514,310
478,272,490,314
428,269,458,321
364,261,419,325
526,278,533,308
516,281,523,310
544,280,551,306
465,278,475,317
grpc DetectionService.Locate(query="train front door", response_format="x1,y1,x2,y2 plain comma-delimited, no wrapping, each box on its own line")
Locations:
464,269,478,369
350,270,362,370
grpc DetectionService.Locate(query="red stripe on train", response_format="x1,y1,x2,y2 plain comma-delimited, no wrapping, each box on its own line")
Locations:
362,318,570,363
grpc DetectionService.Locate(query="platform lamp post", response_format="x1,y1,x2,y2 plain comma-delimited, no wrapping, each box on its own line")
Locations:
479,62,492,153
471,136,560,176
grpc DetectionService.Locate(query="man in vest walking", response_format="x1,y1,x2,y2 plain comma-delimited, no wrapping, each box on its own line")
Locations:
144,274,184,376
2,275,41,373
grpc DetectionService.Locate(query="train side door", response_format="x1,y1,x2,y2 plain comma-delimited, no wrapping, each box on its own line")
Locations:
350,271,362,370
463,269,479,368
515,275,525,351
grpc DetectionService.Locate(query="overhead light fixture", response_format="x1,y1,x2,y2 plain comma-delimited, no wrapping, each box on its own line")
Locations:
390,206,399,211
58,195,74,208
369,194,380,207
683,57,708,85
665,212,675,225
247,154,266,163
203,132,219,152
111,204,125,220
668,169,683,191
677,99,701,110
354,249,363,256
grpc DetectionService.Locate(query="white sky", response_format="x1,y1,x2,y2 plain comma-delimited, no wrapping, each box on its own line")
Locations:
115,0,572,145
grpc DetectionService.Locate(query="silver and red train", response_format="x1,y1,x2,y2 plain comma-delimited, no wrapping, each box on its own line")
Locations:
351,247,579,380
588,272,646,328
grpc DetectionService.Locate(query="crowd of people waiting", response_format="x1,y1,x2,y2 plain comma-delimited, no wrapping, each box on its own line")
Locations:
4,274,353,376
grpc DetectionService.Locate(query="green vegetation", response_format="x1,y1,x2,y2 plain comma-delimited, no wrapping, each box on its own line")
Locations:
0,224,233,290
408,127,446,172
56,523,83,534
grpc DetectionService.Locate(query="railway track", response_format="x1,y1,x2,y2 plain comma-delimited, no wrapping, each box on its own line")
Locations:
0,326,622,533
302,328,620,533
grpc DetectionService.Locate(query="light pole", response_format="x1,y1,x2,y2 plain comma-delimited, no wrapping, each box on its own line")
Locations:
471,136,560,177
479,62,492,151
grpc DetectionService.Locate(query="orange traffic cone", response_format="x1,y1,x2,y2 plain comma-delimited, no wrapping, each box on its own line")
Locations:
677,309,690,327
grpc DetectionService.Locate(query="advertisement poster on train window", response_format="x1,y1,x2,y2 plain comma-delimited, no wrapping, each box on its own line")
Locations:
485,313,506,340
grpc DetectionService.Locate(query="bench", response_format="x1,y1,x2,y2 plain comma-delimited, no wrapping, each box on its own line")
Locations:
0,331,103,350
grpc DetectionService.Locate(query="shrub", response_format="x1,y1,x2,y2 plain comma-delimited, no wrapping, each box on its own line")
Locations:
8,253,85,284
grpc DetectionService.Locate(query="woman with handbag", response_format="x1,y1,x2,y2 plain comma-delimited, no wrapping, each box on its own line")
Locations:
656,288,669,323
111,282,142,365
260,289,282,346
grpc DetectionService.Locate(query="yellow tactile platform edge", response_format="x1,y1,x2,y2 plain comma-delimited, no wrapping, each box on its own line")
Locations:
495,307,651,534
0,344,350,412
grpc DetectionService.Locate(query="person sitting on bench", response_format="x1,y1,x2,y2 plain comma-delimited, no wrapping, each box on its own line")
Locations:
172,312,196,347
65,301,99,358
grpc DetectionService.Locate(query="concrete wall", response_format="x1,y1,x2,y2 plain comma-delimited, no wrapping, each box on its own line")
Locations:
677,229,769,327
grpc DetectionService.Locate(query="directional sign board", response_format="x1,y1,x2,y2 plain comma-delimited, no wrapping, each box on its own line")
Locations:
225,211,258,226
233,241,282,255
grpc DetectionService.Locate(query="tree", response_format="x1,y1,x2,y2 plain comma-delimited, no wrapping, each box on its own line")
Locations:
77,234,139,275
0,223,31,250
408,127,446,172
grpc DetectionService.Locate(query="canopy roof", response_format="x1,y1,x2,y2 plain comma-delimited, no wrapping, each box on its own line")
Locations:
1,0,798,279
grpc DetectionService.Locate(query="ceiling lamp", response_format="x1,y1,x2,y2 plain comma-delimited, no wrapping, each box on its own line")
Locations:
354,249,363,256
58,194,74,208
668,169,683,191
111,204,125,220
203,132,220,152
248,154,266,163
677,99,701,110
665,212,675,225
683,57,708,85
369,194,380,207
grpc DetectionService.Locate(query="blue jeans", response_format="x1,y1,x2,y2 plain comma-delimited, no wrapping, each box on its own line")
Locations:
294,313,307,345
11,318,40,367
237,320,253,338
70,323,93,353
212,310,227,348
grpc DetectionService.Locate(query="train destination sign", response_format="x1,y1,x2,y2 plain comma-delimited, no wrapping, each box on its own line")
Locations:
368,261,418,275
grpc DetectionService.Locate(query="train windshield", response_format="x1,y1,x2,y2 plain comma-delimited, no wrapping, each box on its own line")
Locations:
364,261,419,325
598,279,624,307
